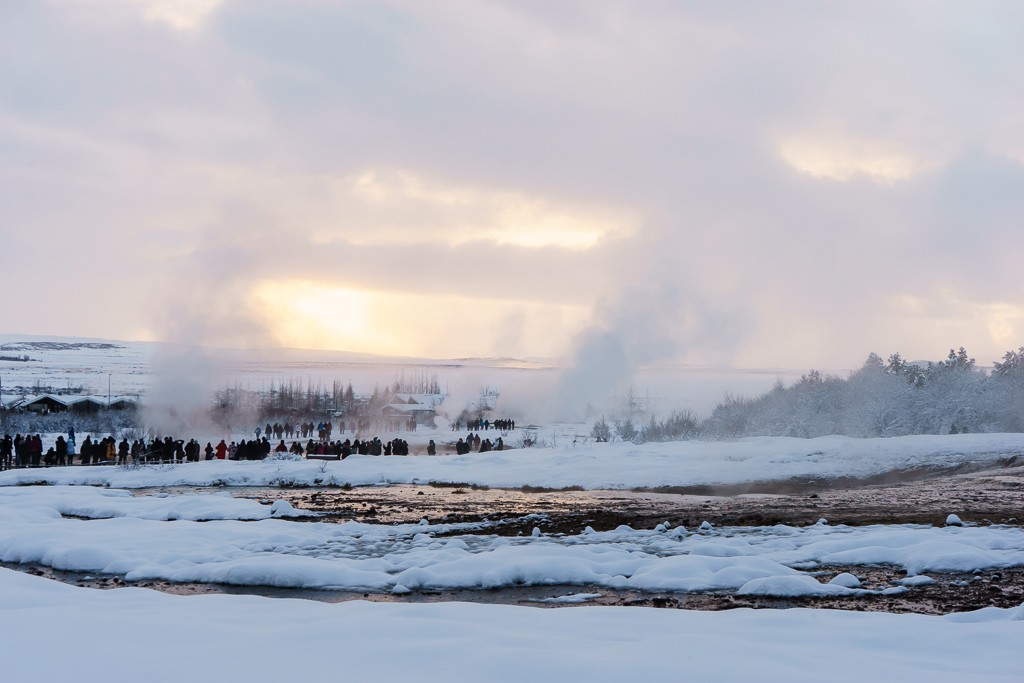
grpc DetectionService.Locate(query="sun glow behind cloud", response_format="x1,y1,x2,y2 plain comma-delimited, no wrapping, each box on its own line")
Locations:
54,0,223,30
346,170,631,250
779,135,930,184
139,0,221,29
253,280,591,358
891,291,1024,358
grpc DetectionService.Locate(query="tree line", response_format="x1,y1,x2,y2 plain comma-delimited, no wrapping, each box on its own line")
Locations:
595,347,1024,442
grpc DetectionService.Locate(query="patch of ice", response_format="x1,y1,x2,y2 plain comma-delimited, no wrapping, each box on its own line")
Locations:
528,593,603,604
898,575,937,587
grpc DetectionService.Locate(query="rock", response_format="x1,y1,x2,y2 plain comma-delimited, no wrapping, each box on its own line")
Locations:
945,514,963,527
699,520,713,531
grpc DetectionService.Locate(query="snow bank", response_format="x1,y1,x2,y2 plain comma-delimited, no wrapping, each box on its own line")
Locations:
2,568,1022,683
0,433,1021,490
0,485,315,521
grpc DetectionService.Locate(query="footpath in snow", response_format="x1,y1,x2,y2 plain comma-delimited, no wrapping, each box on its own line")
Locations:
1,433,1021,490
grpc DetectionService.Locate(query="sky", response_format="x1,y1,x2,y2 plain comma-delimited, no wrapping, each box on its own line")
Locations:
2,0,1023,374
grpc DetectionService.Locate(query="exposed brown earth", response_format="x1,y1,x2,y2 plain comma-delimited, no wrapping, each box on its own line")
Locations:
240,458,1024,533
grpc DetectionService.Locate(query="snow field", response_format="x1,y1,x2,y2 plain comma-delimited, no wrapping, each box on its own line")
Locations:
1,486,1022,596
3,433,1022,682
2,567,1022,683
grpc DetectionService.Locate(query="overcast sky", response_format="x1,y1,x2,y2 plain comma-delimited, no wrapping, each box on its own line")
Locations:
2,0,1022,372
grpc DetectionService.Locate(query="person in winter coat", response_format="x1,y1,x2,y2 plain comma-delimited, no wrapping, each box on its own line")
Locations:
80,436,92,466
215,440,228,460
55,436,68,466
1,434,12,470
205,443,215,460
30,435,43,467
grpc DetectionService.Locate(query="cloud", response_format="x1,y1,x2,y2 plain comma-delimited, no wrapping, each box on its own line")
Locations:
778,135,932,183
50,0,224,31
139,0,222,30
2,0,1024,379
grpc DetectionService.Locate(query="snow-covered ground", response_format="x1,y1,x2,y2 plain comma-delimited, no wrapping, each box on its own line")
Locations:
2,433,1021,490
2,485,1022,595
2,433,1022,681
2,567,1022,682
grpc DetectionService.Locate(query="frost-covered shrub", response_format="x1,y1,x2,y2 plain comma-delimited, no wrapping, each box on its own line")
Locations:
590,416,612,442
613,417,637,442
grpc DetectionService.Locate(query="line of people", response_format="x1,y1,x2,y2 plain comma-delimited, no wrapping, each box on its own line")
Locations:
1,427,514,471
261,421,345,441
0,433,202,468
451,418,515,432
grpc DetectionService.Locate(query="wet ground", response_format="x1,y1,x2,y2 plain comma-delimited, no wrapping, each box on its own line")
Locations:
10,460,1024,614
9,562,1022,616
204,457,1024,534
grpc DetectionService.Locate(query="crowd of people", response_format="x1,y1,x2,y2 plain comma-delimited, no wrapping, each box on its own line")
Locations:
260,421,345,441
0,419,519,470
0,431,214,469
258,418,421,442
451,417,515,432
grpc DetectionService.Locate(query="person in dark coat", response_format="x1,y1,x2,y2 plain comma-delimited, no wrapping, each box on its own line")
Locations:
55,436,68,466
30,435,43,467
80,436,93,466
1,434,12,470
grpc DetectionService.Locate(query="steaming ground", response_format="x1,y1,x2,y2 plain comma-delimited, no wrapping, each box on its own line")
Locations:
0,334,808,422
